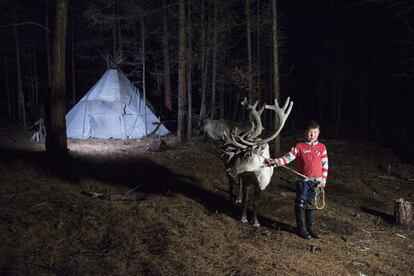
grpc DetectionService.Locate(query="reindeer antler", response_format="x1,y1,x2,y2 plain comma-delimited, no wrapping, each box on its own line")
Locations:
241,98,265,140
260,97,293,144
225,97,293,148
222,131,249,149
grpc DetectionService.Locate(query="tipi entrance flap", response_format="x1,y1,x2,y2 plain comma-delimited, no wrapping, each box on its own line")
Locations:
89,114,123,138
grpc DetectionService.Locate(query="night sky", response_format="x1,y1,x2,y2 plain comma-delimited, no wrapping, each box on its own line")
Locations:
0,0,413,161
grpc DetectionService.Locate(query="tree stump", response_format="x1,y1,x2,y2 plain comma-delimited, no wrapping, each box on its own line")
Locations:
394,198,412,227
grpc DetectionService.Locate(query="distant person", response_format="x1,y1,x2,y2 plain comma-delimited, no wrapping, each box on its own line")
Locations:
264,120,329,239
30,103,46,142
30,117,46,142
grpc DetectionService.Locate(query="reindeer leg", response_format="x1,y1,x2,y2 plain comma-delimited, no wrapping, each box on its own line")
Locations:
236,177,243,204
241,179,248,223
253,185,261,227
228,175,235,204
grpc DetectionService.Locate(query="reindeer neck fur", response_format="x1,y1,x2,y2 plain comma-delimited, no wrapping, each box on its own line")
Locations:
226,143,273,185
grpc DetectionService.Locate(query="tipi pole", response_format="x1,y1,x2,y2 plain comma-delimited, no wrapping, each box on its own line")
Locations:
82,89,89,138
141,17,148,136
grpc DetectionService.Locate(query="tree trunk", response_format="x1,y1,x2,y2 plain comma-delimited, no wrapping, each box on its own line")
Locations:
141,17,148,136
187,59,193,137
117,2,123,59
210,0,218,119
45,0,68,155
272,0,281,155
220,56,225,119
33,45,39,112
162,0,172,111
246,0,253,103
14,11,26,130
199,0,209,120
256,0,261,102
29,46,35,118
45,0,52,87
71,16,76,105
112,4,117,61
177,0,187,143
3,58,11,118
187,0,193,138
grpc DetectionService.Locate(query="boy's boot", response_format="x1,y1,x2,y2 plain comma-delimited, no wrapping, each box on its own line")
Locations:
295,206,311,239
305,208,320,239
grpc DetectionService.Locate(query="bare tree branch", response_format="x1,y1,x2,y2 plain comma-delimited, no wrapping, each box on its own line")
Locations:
0,21,50,32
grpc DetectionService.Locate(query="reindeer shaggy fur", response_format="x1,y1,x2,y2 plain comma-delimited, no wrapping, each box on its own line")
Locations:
203,98,293,226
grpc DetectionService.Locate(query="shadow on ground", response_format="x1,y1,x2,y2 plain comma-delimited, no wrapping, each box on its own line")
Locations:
360,206,395,225
0,148,293,233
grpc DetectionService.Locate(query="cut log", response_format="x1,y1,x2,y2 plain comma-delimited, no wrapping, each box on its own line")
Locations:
394,198,412,227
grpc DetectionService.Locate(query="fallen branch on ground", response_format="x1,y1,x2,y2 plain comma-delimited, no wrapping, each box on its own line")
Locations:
396,233,407,239
81,184,143,201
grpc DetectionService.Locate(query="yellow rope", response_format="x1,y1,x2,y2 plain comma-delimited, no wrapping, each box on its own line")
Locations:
313,187,326,210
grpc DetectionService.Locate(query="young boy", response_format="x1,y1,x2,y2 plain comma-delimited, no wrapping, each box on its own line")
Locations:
265,120,328,239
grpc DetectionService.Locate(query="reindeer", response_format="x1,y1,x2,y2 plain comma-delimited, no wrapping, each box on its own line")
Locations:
202,118,254,141
206,97,293,227
201,117,253,203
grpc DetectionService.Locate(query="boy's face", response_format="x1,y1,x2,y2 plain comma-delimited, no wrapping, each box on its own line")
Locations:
305,127,320,143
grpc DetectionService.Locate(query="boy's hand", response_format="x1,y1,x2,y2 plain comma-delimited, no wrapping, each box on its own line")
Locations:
264,158,276,167
317,182,326,188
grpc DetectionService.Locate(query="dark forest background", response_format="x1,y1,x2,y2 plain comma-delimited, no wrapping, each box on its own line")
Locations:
0,0,413,161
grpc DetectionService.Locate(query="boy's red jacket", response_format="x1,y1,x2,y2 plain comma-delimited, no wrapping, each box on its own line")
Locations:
274,141,329,183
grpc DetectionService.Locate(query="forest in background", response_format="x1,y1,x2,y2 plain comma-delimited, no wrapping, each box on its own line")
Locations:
0,0,413,161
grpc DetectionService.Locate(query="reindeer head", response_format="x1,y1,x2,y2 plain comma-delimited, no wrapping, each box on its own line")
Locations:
221,97,293,163
201,118,217,139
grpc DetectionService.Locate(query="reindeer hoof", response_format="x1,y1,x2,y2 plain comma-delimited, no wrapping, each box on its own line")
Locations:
241,217,248,223
235,199,242,204
253,222,261,227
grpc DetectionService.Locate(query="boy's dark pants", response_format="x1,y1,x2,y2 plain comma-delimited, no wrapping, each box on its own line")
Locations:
295,180,320,238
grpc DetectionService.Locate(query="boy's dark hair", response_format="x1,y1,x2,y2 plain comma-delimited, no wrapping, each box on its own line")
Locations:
305,120,320,131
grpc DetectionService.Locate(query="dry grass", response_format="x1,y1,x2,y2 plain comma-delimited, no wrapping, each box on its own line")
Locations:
0,122,413,275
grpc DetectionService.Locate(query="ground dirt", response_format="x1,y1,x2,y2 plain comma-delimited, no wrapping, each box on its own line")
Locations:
0,120,413,275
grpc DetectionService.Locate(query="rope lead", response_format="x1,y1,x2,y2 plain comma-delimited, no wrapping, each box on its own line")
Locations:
313,187,326,210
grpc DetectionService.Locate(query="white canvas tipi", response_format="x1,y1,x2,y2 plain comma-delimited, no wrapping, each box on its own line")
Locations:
66,69,169,139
